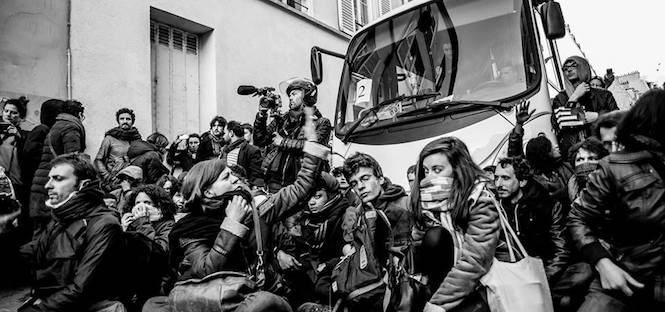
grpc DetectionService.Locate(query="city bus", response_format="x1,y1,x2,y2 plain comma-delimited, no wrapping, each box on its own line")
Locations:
311,0,568,188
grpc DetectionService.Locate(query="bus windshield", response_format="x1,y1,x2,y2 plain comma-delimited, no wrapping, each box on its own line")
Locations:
337,0,540,139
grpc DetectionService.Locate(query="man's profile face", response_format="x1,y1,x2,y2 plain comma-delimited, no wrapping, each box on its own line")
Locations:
289,89,304,110
348,167,384,203
45,164,79,207
211,121,224,137
494,164,521,200
118,113,134,130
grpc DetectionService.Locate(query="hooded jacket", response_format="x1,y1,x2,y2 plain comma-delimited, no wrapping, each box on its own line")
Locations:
253,106,332,189
21,100,63,188
501,179,569,280
127,140,168,184
29,113,86,219
21,182,123,311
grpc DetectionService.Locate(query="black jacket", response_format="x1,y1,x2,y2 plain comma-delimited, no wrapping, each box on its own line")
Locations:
568,146,665,281
21,198,122,311
501,180,569,280
220,139,264,187
197,131,225,161
128,140,169,184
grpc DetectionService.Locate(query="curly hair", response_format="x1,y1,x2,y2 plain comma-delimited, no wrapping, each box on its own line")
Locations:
115,107,135,123
568,138,609,166
156,175,181,197
127,184,176,220
209,116,227,129
3,96,29,119
497,156,532,181
62,100,84,117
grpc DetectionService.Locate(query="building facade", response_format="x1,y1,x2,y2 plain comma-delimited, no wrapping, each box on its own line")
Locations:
1,0,408,154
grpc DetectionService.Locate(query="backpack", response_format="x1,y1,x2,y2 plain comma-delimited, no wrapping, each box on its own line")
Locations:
331,206,391,305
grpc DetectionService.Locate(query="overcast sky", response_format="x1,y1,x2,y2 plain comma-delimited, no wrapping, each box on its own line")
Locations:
556,0,664,84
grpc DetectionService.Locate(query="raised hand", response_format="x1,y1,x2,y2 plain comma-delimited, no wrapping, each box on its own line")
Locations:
515,101,534,125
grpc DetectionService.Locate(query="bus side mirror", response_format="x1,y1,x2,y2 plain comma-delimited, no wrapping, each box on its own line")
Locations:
311,47,323,85
542,1,565,40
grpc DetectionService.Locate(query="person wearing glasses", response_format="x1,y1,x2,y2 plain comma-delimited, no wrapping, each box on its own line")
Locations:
552,56,619,160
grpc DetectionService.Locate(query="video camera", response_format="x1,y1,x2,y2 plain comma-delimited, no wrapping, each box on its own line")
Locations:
237,85,282,111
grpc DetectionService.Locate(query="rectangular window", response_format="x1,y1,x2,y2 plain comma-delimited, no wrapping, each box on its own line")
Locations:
285,0,311,14
150,21,200,140
355,0,369,28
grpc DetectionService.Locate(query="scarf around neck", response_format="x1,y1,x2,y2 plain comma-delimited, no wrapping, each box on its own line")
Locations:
51,181,105,223
105,126,141,142
419,175,463,261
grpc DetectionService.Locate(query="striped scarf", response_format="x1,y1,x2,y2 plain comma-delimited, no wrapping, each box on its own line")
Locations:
420,176,464,261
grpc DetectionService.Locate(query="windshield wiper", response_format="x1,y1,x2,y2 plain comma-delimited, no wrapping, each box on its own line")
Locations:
341,92,439,143
397,98,508,118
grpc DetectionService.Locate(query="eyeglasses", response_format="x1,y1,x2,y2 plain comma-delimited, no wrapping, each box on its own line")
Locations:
562,62,578,71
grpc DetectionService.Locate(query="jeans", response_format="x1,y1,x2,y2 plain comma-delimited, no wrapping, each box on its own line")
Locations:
142,291,292,312
577,278,665,312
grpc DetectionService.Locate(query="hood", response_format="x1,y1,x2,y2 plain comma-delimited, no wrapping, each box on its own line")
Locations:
564,56,592,96
117,165,143,181
40,99,64,127
316,172,339,193
127,140,158,159
376,182,407,205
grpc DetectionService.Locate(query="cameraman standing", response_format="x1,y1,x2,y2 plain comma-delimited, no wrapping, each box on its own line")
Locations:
254,77,331,193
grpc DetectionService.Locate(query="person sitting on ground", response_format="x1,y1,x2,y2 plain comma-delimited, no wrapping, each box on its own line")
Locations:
198,116,227,160
110,165,143,214
274,172,351,310
494,157,568,282
142,107,329,312
95,108,142,190
127,136,169,184
20,153,124,312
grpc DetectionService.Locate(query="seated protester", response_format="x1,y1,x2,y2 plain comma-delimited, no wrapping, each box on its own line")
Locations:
110,165,143,214
508,102,574,213
142,108,329,312
494,157,569,282
274,172,351,309
103,192,118,211
221,120,264,188
156,174,181,199
166,133,201,173
332,166,360,207
567,138,609,202
128,138,169,184
120,185,176,308
592,110,626,153
568,89,665,311
552,56,619,158
20,153,124,312
410,137,500,312
146,132,169,157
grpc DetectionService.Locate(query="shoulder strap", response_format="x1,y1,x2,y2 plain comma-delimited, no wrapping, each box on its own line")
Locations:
250,204,265,273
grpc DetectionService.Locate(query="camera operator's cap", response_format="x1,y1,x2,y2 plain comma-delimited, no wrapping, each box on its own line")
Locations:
280,77,315,95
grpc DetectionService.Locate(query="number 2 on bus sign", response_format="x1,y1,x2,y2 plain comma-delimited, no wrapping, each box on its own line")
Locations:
355,79,372,107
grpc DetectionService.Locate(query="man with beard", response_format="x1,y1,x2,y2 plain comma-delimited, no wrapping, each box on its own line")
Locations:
20,153,124,312
494,157,568,282
220,120,263,188
95,108,142,190
198,116,227,160
254,77,332,193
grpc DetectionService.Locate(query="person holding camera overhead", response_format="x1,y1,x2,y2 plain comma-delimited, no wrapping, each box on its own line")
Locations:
253,77,332,193
167,133,202,174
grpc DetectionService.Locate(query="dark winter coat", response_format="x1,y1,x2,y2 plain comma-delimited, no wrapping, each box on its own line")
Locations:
166,143,200,173
21,100,63,188
127,140,169,184
568,145,665,281
29,114,85,219
197,131,225,161
253,107,331,188
220,139,264,187
501,179,569,280
21,188,123,311
170,142,329,284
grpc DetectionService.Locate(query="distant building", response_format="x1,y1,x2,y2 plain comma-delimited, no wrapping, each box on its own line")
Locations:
608,71,652,110
1,0,397,154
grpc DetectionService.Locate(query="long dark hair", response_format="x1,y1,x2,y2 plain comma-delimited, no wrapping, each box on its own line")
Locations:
615,89,665,152
180,159,227,214
410,137,487,229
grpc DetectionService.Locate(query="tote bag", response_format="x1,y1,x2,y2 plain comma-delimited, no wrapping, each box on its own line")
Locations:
480,203,554,312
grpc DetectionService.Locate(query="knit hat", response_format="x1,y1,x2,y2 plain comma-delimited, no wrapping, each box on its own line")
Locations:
117,165,143,182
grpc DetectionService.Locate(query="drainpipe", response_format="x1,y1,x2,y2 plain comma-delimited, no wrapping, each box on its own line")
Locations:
66,0,72,99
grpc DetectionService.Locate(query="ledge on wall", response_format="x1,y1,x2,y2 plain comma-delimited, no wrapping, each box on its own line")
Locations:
262,0,351,40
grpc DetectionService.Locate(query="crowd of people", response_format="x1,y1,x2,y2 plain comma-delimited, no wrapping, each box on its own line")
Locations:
0,57,664,312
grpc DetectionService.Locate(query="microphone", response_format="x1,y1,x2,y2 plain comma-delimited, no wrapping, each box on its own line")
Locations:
237,85,258,95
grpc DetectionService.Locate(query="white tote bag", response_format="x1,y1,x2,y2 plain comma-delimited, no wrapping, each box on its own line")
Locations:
480,203,554,312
